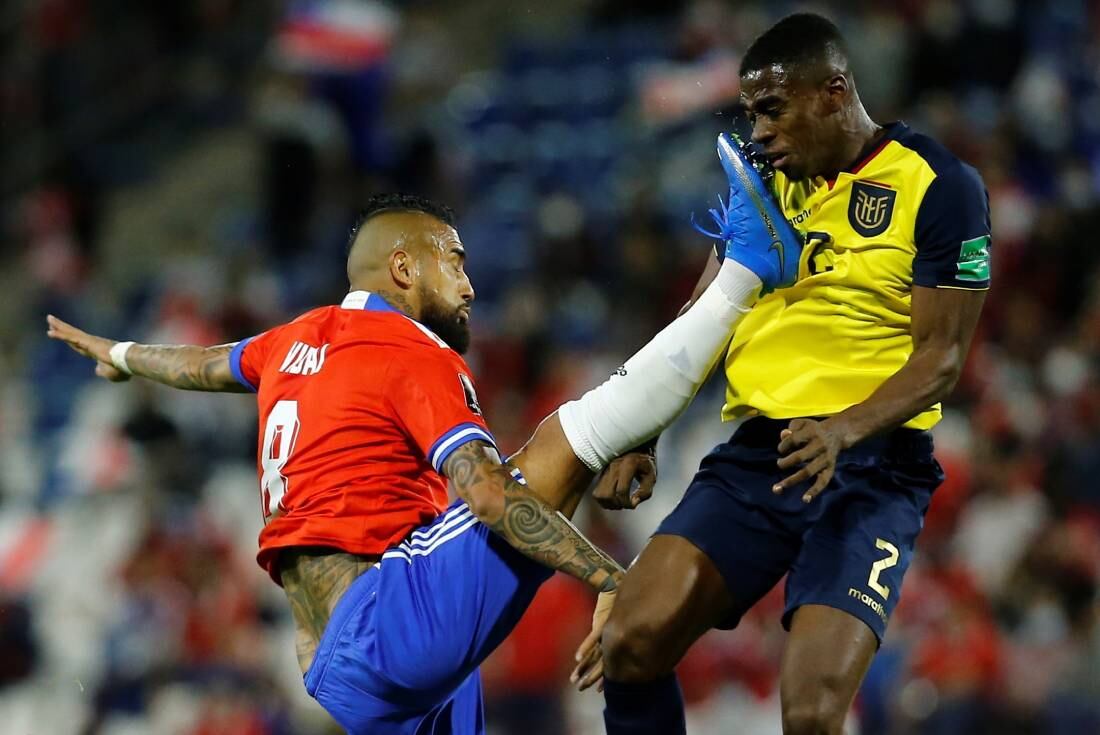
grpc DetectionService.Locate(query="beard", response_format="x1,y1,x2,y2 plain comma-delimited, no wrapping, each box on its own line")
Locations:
419,293,471,354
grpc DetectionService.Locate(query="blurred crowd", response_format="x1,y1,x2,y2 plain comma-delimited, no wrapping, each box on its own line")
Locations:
2,1,1100,733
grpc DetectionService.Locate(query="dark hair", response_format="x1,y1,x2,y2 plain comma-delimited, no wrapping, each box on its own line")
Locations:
739,13,849,78
356,193,455,228
346,193,456,254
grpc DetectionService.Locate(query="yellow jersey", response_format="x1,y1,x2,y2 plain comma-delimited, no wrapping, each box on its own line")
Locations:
721,122,991,430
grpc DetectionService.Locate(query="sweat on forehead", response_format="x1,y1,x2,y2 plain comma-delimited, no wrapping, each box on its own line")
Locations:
739,66,828,113
741,53,847,93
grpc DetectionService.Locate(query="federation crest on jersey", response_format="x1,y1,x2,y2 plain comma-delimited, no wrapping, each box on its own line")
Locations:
458,373,482,416
848,182,896,237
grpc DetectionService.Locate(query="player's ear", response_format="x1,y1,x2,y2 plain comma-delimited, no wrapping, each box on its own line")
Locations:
389,249,415,289
822,73,848,113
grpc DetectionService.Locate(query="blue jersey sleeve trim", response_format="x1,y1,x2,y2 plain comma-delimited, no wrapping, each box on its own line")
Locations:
428,422,496,472
229,337,258,393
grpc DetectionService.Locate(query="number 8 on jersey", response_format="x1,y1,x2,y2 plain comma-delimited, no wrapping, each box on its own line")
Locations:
261,400,301,519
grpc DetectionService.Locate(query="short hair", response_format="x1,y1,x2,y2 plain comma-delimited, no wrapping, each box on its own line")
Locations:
739,13,849,79
356,193,455,228
346,193,455,254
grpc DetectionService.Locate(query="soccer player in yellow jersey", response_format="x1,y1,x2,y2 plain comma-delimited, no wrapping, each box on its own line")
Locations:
585,13,991,735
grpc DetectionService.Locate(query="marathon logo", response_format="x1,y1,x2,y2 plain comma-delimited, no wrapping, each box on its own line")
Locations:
788,207,813,226
849,587,888,625
278,341,329,375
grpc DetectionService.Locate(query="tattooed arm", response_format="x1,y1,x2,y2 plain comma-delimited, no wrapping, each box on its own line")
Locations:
120,343,246,392
443,440,625,593
46,314,249,392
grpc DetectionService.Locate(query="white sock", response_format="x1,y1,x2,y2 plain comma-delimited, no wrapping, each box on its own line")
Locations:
558,259,761,471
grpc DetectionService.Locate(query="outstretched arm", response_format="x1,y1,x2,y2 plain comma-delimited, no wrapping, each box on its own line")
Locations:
442,439,624,593
46,314,249,393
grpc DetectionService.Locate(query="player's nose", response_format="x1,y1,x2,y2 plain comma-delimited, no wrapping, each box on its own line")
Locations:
751,122,774,145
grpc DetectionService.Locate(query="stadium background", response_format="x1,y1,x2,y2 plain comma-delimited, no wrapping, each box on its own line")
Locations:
2,0,1099,733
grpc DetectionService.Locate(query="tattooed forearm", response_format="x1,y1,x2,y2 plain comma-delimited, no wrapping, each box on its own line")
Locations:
127,343,248,392
443,441,624,593
280,549,379,673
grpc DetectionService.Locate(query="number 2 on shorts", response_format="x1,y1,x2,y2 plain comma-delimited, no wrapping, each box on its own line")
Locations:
260,400,301,519
868,538,899,600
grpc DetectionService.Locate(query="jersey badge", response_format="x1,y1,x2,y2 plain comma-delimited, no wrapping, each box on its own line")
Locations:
458,373,482,416
848,181,896,237
957,235,991,282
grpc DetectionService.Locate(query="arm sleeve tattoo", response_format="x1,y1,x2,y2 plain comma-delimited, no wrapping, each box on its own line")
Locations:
443,440,624,592
126,343,250,393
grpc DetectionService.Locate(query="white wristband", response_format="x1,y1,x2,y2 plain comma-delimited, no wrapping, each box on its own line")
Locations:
109,341,135,375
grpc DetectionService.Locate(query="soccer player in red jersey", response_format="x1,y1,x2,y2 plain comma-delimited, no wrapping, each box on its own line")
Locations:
47,188,777,733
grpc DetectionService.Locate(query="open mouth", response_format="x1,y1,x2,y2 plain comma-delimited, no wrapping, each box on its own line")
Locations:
768,152,790,169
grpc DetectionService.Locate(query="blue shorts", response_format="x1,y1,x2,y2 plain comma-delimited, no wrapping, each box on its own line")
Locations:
656,417,943,642
303,501,554,735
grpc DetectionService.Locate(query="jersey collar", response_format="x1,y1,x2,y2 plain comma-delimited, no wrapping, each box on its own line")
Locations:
825,121,907,189
340,290,451,349
341,290,400,313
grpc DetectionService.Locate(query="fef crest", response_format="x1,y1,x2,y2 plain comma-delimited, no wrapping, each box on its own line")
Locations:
848,182,896,237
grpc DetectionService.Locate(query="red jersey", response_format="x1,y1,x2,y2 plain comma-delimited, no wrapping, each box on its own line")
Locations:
228,290,494,583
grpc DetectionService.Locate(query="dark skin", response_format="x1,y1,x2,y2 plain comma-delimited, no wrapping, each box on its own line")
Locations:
590,442,658,510
580,58,988,735
742,61,882,183
740,65,985,501
774,285,985,501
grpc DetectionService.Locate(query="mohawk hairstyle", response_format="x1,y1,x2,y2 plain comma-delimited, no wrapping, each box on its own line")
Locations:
346,193,456,254
356,192,455,228
739,13,849,78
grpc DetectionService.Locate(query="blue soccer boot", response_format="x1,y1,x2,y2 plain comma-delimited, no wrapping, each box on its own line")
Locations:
694,133,804,293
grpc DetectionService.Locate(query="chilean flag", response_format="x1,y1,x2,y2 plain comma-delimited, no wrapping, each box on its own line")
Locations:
275,0,399,72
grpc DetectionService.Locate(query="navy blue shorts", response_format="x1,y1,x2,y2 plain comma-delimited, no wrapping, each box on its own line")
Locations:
656,417,943,643
303,501,554,735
